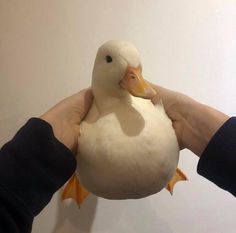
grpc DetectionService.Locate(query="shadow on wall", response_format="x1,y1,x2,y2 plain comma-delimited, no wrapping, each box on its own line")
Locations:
120,198,174,233
51,190,98,233
51,190,174,233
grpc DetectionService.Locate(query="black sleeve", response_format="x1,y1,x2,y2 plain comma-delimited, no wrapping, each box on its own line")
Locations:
197,117,236,196
0,118,76,233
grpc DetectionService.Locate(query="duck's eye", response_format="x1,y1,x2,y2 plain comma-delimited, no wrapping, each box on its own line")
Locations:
106,55,113,63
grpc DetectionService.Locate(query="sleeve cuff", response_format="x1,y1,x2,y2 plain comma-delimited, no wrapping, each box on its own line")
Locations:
197,117,236,196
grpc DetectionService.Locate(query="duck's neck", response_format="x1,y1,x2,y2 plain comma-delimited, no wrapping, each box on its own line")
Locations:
92,84,132,111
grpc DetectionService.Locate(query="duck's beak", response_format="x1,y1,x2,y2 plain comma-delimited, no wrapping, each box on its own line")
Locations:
120,66,156,99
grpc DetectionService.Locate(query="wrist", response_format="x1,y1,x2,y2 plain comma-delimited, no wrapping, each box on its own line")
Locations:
40,114,74,152
180,99,229,156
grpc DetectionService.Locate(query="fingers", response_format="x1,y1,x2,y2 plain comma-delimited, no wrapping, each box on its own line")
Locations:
148,82,168,106
151,92,161,105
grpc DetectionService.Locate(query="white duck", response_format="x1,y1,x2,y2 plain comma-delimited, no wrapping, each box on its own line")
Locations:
62,40,187,205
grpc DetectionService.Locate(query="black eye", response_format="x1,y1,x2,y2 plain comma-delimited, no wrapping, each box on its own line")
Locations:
106,55,113,63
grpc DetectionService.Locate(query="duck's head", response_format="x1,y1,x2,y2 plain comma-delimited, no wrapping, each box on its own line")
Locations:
92,40,156,99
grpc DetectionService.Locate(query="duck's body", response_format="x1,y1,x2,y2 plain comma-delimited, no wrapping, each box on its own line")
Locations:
62,40,186,205
78,95,179,199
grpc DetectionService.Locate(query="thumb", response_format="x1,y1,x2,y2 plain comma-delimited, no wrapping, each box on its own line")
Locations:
75,88,93,124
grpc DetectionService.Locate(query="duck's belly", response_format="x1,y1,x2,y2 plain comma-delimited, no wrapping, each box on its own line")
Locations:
77,98,179,199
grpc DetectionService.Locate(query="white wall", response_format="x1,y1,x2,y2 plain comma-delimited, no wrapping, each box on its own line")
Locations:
1,1,236,232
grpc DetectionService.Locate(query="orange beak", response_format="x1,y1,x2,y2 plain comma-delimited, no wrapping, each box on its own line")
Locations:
120,66,156,99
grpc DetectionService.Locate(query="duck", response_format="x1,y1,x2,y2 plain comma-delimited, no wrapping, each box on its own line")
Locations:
62,40,187,206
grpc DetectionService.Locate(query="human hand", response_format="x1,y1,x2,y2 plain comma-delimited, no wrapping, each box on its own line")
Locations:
41,88,93,153
151,83,229,156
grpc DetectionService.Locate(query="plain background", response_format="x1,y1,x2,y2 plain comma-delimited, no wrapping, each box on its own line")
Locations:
0,1,236,232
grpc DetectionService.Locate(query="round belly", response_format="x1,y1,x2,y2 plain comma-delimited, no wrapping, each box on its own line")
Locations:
77,105,179,199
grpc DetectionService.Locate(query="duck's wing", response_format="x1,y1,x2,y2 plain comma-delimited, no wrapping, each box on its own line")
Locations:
166,168,187,195
62,174,90,207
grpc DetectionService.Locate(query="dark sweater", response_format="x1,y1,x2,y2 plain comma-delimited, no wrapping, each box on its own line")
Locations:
0,118,76,233
197,117,236,196
0,117,235,232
